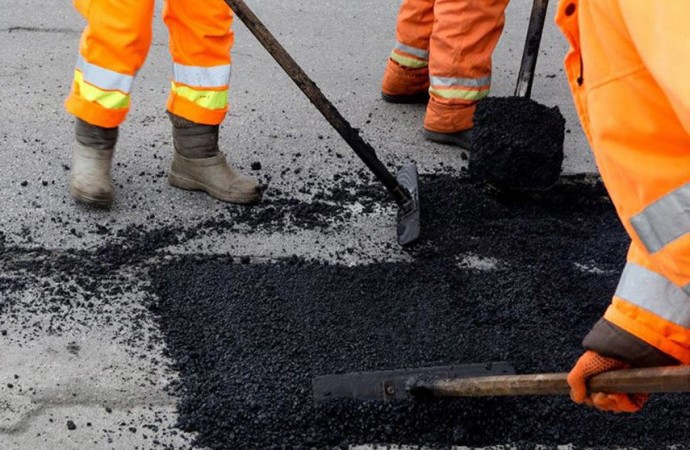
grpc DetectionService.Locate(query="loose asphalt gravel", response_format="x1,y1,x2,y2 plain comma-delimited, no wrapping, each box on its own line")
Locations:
471,97,566,191
5,172,690,450
150,174,690,450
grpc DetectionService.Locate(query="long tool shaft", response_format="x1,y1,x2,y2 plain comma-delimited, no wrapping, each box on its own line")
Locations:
224,0,412,208
514,0,549,98
412,365,690,398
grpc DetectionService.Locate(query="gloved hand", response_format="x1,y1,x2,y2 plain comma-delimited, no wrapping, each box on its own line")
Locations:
567,350,648,413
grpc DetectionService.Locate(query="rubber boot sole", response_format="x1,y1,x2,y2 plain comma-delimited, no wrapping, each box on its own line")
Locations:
422,129,473,150
168,171,261,205
69,183,113,208
381,91,430,104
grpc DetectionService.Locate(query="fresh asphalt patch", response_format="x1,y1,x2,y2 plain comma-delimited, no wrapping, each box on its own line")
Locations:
149,175,690,450
4,172,689,450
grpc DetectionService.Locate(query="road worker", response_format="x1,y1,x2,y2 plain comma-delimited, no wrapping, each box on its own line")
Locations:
557,1,690,412
381,0,510,149
66,0,261,207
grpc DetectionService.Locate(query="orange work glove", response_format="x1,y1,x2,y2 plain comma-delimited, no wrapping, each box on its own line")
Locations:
567,350,649,413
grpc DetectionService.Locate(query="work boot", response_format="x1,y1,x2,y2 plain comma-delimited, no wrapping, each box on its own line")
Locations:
422,99,474,150
422,129,473,149
69,118,117,207
381,59,430,104
167,112,261,204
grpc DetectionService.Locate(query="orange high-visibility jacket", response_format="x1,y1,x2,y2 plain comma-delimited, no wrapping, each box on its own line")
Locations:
389,0,509,133
557,0,690,363
66,0,234,128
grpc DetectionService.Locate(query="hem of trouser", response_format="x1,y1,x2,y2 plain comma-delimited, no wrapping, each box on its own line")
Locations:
604,305,690,365
65,93,128,128
167,94,227,126
423,98,475,134
381,61,430,97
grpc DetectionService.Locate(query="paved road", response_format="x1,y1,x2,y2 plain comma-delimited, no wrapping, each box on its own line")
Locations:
1,1,596,449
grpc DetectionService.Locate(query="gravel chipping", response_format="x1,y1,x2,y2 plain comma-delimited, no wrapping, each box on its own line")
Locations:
149,174,690,450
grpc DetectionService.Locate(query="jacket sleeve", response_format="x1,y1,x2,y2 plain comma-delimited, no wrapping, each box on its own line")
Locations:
620,2,690,135
583,318,680,367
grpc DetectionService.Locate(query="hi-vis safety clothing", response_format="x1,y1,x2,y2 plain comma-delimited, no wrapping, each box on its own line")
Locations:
383,0,509,133
557,0,690,365
66,0,234,128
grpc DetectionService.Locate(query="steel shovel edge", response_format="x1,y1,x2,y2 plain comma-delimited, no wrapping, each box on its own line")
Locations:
396,163,421,246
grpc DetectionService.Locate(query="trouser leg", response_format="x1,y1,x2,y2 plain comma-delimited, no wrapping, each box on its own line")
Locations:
164,0,233,126
65,0,154,128
424,0,508,134
381,0,435,102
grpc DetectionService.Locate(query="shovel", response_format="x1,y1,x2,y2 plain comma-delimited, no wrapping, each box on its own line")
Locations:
313,363,690,403
470,0,566,192
224,0,421,246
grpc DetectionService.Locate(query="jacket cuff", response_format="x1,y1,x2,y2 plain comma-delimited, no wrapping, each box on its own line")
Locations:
583,318,680,367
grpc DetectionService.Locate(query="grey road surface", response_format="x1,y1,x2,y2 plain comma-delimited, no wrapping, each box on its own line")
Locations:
1,1,597,449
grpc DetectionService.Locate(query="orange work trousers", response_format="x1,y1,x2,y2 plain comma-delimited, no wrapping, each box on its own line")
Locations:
557,0,690,363
390,0,508,133
65,0,233,128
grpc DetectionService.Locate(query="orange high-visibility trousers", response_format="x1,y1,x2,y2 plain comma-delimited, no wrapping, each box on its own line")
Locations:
386,0,509,133
557,0,690,363
65,0,233,128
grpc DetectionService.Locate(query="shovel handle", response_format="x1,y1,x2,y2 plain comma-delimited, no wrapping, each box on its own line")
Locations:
416,365,690,397
514,0,550,98
223,0,411,206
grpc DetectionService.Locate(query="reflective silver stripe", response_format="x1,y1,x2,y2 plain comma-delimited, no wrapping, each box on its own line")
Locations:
430,75,492,88
615,263,690,327
173,63,231,88
394,42,429,60
76,55,133,93
630,182,690,253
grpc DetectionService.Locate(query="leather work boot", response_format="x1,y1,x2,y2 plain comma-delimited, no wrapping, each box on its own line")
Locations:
422,128,473,149
381,59,430,104
167,112,261,204
69,118,117,207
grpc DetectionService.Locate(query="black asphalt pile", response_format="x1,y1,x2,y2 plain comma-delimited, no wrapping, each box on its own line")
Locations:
470,97,565,191
149,174,690,450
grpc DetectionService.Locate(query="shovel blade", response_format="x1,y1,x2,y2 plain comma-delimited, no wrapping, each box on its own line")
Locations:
313,362,515,404
396,163,421,246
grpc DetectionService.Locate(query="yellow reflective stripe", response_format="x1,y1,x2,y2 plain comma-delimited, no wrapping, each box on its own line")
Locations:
172,82,228,110
430,87,490,101
390,51,428,69
75,70,130,109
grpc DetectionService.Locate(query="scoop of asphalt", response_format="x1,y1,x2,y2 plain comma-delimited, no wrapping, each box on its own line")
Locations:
147,174,689,450
470,97,565,192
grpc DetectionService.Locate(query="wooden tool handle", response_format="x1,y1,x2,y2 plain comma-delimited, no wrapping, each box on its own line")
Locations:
418,366,690,397
514,0,549,98
223,0,409,204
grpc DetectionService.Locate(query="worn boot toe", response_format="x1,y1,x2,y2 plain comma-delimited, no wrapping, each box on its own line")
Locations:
168,151,262,204
422,128,473,150
69,143,114,207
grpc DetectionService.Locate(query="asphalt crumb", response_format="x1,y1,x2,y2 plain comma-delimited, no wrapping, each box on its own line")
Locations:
5,171,686,450
471,97,565,192
145,174,690,450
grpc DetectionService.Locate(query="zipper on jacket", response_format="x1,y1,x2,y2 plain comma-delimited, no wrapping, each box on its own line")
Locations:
577,54,584,86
